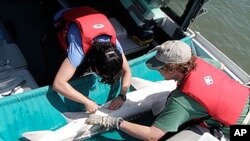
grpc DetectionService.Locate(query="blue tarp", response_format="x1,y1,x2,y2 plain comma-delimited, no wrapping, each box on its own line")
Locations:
0,37,196,141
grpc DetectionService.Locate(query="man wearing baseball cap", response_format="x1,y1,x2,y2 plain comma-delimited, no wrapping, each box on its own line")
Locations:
86,40,250,140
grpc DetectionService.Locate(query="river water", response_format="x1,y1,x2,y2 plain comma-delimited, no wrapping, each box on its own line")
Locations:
190,0,250,75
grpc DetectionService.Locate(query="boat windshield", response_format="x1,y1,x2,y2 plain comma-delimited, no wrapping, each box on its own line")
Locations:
160,0,191,25
165,0,189,17
159,0,206,30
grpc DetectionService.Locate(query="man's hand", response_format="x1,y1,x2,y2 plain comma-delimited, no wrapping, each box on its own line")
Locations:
109,96,125,110
85,115,123,129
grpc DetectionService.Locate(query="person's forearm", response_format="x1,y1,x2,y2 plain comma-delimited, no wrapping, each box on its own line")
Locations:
120,54,131,95
53,58,90,104
120,121,154,141
120,72,131,94
53,81,89,105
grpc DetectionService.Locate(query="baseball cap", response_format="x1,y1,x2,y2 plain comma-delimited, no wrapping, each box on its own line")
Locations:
146,40,192,70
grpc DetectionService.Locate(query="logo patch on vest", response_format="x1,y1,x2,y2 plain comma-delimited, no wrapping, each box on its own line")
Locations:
204,75,213,85
93,24,104,29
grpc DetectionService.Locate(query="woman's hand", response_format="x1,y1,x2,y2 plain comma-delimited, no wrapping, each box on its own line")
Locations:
85,99,99,113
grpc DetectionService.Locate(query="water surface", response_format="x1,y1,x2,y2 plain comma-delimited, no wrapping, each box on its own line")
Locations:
191,0,250,75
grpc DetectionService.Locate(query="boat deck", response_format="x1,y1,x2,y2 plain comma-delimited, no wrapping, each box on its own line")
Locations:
0,0,171,87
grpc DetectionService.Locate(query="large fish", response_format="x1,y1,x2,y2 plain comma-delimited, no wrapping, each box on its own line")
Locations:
22,77,177,141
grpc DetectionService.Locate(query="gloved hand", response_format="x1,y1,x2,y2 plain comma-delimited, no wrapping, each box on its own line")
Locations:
85,114,123,129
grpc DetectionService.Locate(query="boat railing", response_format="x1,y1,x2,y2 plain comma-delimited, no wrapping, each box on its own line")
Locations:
192,31,250,84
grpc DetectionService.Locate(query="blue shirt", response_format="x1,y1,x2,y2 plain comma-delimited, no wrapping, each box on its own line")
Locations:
54,9,123,68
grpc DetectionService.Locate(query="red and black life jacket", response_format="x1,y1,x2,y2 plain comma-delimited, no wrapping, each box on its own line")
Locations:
181,57,249,126
56,6,116,53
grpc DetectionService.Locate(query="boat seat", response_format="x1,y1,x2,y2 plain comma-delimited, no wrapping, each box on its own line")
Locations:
0,21,14,43
0,23,38,98
0,64,38,97
109,17,151,55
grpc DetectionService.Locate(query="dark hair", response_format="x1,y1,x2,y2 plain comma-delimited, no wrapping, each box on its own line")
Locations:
84,41,123,85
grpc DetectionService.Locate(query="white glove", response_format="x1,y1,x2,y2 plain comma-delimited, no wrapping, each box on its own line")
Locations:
85,115,123,129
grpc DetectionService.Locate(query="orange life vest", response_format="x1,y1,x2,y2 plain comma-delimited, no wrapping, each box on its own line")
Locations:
181,57,249,125
56,6,116,53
